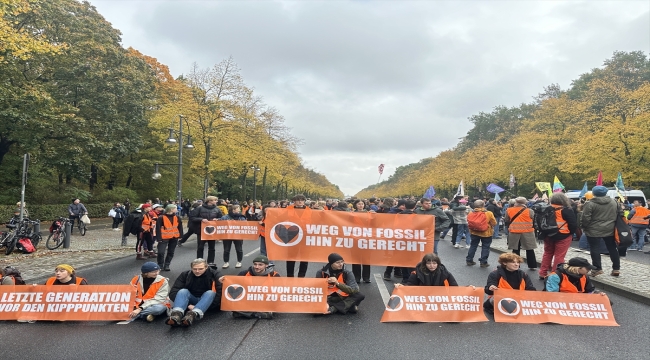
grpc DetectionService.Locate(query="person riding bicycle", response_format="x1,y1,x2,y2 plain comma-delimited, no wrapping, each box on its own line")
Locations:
68,198,88,232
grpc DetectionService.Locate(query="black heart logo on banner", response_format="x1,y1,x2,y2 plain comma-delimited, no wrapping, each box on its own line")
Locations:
500,299,518,314
274,225,300,244
227,286,243,299
204,226,215,235
387,296,401,310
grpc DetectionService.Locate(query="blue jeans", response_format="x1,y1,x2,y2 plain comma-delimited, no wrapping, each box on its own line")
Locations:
130,304,168,322
466,235,492,264
456,224,470,246
434,239,440,254
172,289,216,318
578,233,589,250
630,226,646,250
493,217,502,238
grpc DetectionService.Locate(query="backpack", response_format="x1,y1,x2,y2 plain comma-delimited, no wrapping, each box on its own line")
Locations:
16,238,36,254
467,210,489,232
124,211,144,236
531,203,564,238
1,266,26,285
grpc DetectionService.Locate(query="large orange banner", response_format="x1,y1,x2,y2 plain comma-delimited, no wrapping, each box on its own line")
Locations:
493,289,618,326
201,220,260,240
221,276,329,314
265,208,434,267
381,286,488,322
0,285,134,321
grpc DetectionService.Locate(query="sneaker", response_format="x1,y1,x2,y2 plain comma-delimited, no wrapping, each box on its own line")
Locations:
208,263,217,268
460,245,466,248
235,262,242,268
163,265,171,271
232,312,244,318
480,263,490,268
166,310,183,326
383,272,392,281
454,244,459,249
348,305,359,314
136,253,147,260
638,248,644,252
466,261,476,266
529,268,538,271
256,312,274,319
610,270,620,277
363,279,371,283
146,314,155,322
181,311,198,326
222,262,230,269
589,270,604,277
325,306,336,315
394,270,403,277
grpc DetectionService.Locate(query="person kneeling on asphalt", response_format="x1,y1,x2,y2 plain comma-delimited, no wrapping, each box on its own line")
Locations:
128,262,171,323
167,258,223,327
545,257,604,295
395,253,459,287
45,264,88,285
483,253,535,313
220,255,280,319
317,253,364,315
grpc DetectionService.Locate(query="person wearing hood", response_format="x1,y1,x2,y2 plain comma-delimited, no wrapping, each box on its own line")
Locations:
415,198,451,255
155,204,183,271
545,257,600,294
190,196,224,268
483,253,535,313
220,255,280,319
219,204,247,269
395,253,459,287
317,253,365,315
581,186,622,277
128,262,170,322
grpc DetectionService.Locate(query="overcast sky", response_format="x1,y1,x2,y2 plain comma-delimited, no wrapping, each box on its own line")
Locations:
90,0,649,196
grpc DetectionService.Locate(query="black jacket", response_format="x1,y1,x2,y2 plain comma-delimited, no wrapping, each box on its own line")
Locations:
547,207,578,241
169,268,223,310
486,203,502,217
238,267,280,277
189,204,223,232
405,263,458,286
485,266,536,295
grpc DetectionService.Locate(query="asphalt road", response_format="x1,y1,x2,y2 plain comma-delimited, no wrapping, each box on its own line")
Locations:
1,235,648,360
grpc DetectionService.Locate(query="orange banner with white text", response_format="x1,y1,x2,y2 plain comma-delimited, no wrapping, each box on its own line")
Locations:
201,220,260,240
0,285,134,321
265,208,434,267
493,289,618,326
381,286,488,322
220,276,329,313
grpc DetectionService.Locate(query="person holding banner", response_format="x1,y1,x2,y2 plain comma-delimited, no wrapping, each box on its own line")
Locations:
483,253,535,313
221,255,280,319
352,199,372,284
167,259,222,327
191,196,224,268
285,194,310,278
395,253,458,287
156,204,183,271
415,198,450,255
129,262,171,322
317,253,365,315
220,204,247,269
545,258,598,294
45,264,88,285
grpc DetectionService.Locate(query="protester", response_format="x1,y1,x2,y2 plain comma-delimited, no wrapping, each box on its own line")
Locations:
395,253,458,287
539,193,578,280
487,198,503,239
352,199,371,284
395,200,418,283
178,200,203,247
545,258,601,294
581,186,622,277
109,202,126,230
415,198,451,255
379,197,402,281
317,253,365,315
466,200,497,268
128,262,170,322
45,264,88,285
140,204,161,259
286,194,310,278
504,197,538,271
483,253,536,313
452,198,470,248
191,196,224,268
156,204,183,271
627,200,650,251
220,204,247,269
168,258,223,327
1,266,25,285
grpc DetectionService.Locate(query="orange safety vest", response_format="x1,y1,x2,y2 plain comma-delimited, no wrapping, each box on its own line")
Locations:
259,219,265,237
46,276,85,285
130,275,171,309
142,213,153,232
552,204,570,234
550,272,587,293
160,215,180,240
506,207,534,233
497,276,525,290
245,271,279,277
325,272,349,297
630,207,650,225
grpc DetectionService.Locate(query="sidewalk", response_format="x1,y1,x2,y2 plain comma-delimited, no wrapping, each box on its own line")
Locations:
489,237,650,305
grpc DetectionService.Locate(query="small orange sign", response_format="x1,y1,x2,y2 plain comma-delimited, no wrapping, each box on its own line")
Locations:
380,286,488,323
493,289,618,326
201,220,260,240
0,285,134,321
220,276,329,314
265,208,434,267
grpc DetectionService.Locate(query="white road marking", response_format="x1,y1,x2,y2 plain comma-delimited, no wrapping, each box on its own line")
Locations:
244,247,260,257
374,273,391,304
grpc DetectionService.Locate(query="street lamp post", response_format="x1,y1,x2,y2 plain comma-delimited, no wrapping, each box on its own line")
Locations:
250,164,260,201
153,115,193,204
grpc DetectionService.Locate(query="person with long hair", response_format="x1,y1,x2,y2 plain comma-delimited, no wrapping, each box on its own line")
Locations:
395,253,458,287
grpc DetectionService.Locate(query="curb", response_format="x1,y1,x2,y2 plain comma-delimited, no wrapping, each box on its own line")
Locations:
26,250,135,284
488,245,650,306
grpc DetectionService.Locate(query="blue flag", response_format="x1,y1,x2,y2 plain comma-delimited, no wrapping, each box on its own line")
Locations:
578,181,588,198
616,172,625,190
423,185,436,199
486,183,505,194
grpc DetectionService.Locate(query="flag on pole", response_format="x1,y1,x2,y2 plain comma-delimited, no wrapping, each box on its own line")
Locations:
532,193,539,201
616,172,625,190
509,173,516,189
423,185,436,199
552,176,565,193
454,180,465,197
535,182,552,197
579,181,588,198
494,193,501,202
378,164,385,175
486,183,505,194
596,170,603,186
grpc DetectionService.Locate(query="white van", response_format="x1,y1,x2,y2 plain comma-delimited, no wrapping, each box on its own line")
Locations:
565,189,646,206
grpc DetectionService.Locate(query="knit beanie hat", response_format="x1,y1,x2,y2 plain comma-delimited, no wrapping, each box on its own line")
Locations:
141,262,160,273
252,255,269,265
592,186,608,197
56,264,75,275
328,253,344,264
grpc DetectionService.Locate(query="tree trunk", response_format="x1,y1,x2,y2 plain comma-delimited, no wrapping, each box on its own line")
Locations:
89,164,98,191
261,166,267,203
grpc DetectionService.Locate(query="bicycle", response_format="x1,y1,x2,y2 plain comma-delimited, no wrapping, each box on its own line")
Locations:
78,213,87,236
47,217,71,250
0,218,41,255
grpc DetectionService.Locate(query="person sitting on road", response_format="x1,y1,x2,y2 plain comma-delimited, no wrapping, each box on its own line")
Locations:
219,255,280,320
45,264,88,285
545,257,604,294
1,266,25,285
395,253,459,287
167,258,223,327
317,253,365,315
483,253,535,313
129,262,171,322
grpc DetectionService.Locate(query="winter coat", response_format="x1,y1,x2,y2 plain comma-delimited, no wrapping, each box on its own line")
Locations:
189,204,223,232
414,206,451,236
169,268,223,310
468,207,496,238
581,196,619,237
545,263,595,293
404,263,458,286
316,264,359,295
484,266,536,296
